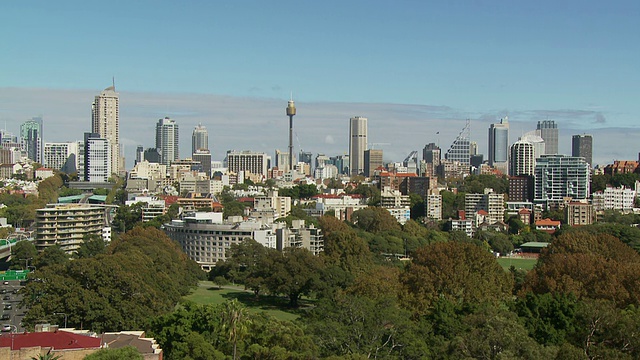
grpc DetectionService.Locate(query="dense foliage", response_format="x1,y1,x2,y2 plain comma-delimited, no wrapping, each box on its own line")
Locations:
20,227,204,332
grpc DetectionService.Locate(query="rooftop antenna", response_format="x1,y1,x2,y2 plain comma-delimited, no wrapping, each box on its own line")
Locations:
112,76,115,90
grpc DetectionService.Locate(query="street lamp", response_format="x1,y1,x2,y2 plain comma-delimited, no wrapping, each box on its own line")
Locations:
53,313,68,328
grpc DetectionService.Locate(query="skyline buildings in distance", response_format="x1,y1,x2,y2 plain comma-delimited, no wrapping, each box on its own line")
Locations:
91,86,122,175
156,117,179,165
537,120,558,155
192,123,209,155
572,134,593,168
488,117,509,174
349,116,367,177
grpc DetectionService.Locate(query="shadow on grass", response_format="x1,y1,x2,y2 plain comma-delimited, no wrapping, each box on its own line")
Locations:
220,291,314,315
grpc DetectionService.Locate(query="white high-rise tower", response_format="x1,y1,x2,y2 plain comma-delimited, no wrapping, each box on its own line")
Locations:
192,123,209,155
156,117,179,165
92,85,121,176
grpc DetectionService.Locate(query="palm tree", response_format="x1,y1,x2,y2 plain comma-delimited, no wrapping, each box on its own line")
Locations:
31,349,63,360
220,299,252,360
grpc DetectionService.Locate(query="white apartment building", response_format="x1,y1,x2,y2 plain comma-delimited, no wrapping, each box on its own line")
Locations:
592,186,637,212
465,188,505,225
84,133,111,183
252,190,291,222
43,141,81,173
35,203,110,253
226,150,269,178
125,196,167,222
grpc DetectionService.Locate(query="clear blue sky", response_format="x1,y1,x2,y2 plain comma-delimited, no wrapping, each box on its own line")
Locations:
2,1,638,123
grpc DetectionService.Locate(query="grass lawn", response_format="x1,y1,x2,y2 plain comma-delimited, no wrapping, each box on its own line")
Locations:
183,281,306,322
497,257,538,271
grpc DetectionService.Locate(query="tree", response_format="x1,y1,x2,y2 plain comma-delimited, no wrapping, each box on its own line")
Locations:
33,245,69,269
265,247,323,307
75,234,106,259
214,239,273,297
400,242,513,313
512,292,579,346
351,207,400,233
83,346,144,360
10,240,38,270
522,232,640,307
221,299,253,360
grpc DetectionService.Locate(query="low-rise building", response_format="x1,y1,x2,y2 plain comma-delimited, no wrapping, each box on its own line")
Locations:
535,218,561,234
565,201,595,226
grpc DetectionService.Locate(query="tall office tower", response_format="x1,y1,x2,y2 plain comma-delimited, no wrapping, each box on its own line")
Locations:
155,117,179,165
83,132,111,183
349,116,368,177
92,85,121,175
534,154,590,208
537,120,558,155
520,131,546,159
423,143,441,166
20,116,43,163
469,141,478,156
510,140,535,176
192,123,209,155
488,117,509,173
192,149,212,178
299,151,312,166
286,98,296,172
135,145,144,165
364,149,383,177
225,150,269,177
444,120,471,168
572,134,593,167
44,142,80,173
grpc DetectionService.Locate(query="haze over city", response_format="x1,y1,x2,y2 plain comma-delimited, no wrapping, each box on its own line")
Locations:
1,1,639,167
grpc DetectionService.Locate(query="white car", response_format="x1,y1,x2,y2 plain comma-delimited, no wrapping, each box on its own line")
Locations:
1,324,11,332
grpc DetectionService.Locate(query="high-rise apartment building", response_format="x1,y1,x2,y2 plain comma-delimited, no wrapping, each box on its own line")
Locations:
510,140,535,176
364,149,383,177
226,150,269,177
192,123,209,155
192,150,212,178
536,120,558,155
422,143,441,166
20,116,43,164
488,117,509,173
156,117,179,165
349,116,368,177
35,203,110,253
426,194,443,221
534,155,590,208
44,142,80,173
92,86,121,175
83,132,111,183
572,134,593,167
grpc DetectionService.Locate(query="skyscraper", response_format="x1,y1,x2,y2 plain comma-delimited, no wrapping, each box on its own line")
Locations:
444,120,471,168
537,120,558,155
364,149,383,177
20,116,43,164
534,155,590,208
192,123,209,155
572,134,593,167
488,117,509,173
156,117,179,165
92,86,121,175
349,116,368,177
423,143,441,166
510,140,535,176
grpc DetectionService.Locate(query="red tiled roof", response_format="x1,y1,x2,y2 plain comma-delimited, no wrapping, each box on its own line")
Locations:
535,218,561,226
238,197,254,203
162,196,179,205
477,210,489,215
0,331,101,350
518,208,531,214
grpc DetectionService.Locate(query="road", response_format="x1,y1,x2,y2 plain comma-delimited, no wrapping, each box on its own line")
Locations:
0,280,25,333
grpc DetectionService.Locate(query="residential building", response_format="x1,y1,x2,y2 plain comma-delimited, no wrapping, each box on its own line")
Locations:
156,117,179,165
275,219,323,255
312,193,368,221
92,86,122,175
35,203,111,253
192,150,212,178
252,189,292,221
510,140,536,176
508,175,534,202
488,117,509,174
592,186,636,212
464,188,505,225
349,116,368,177
426,194,442,221
536,120,558,155
572,134,593,167
43,141,80,173
535,218,561,234
125,196,167,222
534,155,590,208
565,201,595,226
603,161,639,176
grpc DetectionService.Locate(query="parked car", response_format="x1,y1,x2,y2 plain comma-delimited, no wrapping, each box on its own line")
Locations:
2,296,9,301
0,289,6,294
2,281,8,286
1,314,9,320
1,324,11,332
3,305,11,310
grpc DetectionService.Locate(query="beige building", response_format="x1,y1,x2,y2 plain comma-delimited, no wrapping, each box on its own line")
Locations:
91,86,122,176
35,204,111,253
565,201,595,226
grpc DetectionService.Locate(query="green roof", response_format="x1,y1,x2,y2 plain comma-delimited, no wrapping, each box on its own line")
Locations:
57,195,85,203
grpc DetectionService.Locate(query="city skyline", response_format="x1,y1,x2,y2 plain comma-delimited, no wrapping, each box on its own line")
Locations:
2,2,639,168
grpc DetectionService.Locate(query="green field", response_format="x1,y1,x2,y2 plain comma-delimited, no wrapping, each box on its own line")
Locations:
497,257,538,271
183,281,305,321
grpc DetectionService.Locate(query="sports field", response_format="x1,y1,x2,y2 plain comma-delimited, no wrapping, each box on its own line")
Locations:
496,257,538,271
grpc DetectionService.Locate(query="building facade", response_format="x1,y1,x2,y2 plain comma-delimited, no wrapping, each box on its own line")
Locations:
20,116,43,164
44,141,80,173
510,140,536,176
192,123,209,155
349,116,368,177
156,117,179,165
534,155,590,208
35,203,110,253
488,117,509,174
92,86,121,175
572,134,593,167
537,120,558,155
364,149,383,177
226,150,269,177
84,132,111,183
